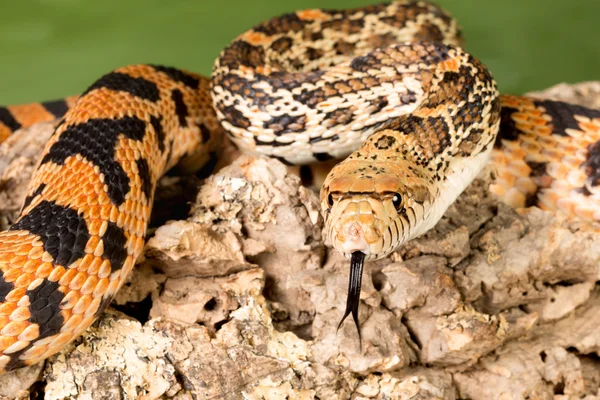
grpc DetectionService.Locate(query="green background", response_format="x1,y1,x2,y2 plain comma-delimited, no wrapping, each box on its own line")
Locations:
0,0,598,105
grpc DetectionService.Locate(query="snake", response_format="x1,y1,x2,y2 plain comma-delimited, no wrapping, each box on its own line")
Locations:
0,0,598,372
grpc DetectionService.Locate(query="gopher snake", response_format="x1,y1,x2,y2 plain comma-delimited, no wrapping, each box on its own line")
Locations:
0,0,597,370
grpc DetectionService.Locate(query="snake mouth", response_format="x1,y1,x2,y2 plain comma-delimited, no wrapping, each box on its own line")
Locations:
331,214,388,262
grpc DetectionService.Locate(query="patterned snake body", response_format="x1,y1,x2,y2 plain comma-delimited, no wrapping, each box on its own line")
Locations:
0,0,597,371
211,1,462,165
0,66,219,370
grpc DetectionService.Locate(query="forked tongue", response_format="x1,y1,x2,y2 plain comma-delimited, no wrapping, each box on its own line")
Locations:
337,251,366,351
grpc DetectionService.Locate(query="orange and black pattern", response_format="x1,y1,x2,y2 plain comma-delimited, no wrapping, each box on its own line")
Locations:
491,95,600,221
0,64,218,371
0,96,78,142
0,0,598,374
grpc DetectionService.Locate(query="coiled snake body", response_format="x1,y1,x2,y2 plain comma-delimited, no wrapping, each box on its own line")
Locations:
0,1,598,371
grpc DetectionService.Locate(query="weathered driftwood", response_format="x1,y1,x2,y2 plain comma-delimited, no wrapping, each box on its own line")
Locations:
0,83,598,400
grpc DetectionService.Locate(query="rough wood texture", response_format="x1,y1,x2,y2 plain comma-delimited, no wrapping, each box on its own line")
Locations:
0,82,598,400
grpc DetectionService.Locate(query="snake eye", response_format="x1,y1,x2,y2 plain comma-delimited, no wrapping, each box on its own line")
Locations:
328,193,334,207
392,193,402,211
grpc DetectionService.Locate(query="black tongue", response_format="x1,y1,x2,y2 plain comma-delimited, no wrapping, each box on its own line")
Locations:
337,251,366,351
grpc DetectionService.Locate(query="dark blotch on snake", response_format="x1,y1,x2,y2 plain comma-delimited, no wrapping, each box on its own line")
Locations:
28,279,65,338
198,123,212,143
497,106,520,145
171,89,189,127
11,200,90,267
314,152,334,162
103,221,128,272
151,65,200,89
0,107,21,132
526,160,548,178
41,99,70,119
150,115,166,152
22,183,47,210
415,22,445,42
321,16,365,34
219,41,266,69
524,160,548,206
534,99,600,136
374,135,397,150
369,97,389,112
306,47,325,60
263,113,306,135
583,139,600,189
3,279,66,370
40,116,147,206
83,71,160,102
252,12,304,35
292,87,327,108
324,108,355,125
350,55,371,72
334,40,357,55
271,37,294,53
0,274,13,303
220,104,251,129
135,157,152,202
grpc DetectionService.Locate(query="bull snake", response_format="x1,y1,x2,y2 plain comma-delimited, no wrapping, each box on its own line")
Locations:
0,0,597,371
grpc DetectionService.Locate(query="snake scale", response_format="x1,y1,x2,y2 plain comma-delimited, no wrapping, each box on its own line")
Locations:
0,0,598,372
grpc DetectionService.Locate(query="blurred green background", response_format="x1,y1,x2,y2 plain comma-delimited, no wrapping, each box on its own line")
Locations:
0,0,598,105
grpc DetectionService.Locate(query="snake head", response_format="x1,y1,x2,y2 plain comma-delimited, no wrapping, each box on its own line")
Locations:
321,157,434,261
321,154,434,347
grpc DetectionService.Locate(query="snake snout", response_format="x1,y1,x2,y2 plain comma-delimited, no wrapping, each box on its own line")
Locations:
330,199,386,259
341,221,370,255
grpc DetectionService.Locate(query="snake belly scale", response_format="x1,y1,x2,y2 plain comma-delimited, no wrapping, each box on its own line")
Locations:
0,0,597,371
